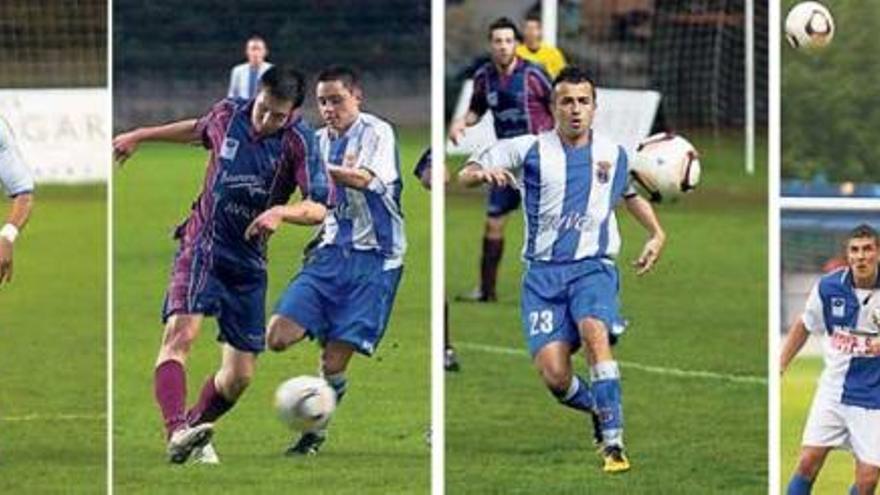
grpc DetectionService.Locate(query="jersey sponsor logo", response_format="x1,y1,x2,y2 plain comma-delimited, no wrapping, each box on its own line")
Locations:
218,171,267,197
537,212,598,235
830,327,880,356
220,136,240,160
596,160,612,184
831,297,846,318
495,108,524,123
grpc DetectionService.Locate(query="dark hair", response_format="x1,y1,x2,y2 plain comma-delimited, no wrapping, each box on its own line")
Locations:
552,66,597,100
259,65,305,108
317,65,362,94
488,17,521,42
524,12,542,25
247,35,266,45
848,224,879,243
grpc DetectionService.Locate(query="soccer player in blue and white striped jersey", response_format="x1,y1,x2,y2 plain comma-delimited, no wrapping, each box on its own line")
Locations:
459,67,666,474
781,224,880,495
266,66,406,455
0,116,34,285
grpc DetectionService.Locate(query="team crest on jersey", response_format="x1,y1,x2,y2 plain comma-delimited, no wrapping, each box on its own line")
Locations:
596,161,612,184
220,137,240,160
487,91,498,107
831,297,846,318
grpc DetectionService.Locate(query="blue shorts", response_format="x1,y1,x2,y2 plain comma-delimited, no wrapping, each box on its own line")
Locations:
521,258,626,357
163,244,267,354
486,185,521,218
273,246,402,356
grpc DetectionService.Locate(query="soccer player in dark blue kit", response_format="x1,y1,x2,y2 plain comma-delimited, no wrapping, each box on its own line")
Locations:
113,66,333,464
449,16,554,303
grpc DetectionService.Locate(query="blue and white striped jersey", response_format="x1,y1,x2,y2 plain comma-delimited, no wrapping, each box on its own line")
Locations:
0,116,34,197
317,112,406,269
470,130,631,263
228,62,273,100
803,267,880,409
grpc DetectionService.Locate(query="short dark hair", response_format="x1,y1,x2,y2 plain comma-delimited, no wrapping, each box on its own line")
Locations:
552,66,597,100
488,17,521,41
524,12,542,25
259,65,305,108
317,65,362,94
848,224,879,243
247,35,266,45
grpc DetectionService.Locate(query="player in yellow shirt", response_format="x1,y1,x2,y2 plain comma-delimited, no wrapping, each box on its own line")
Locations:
515,12,567,79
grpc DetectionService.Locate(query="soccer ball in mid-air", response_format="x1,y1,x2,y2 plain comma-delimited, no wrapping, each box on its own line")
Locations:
630,133,701,202
785,1,834,51
275,376,337,431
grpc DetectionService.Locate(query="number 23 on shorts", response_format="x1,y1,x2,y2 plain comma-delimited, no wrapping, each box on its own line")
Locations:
529,309,555,335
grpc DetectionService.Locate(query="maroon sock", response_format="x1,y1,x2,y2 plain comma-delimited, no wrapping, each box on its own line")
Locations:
480,237,503,298
186,374,235,426
154,360,187,438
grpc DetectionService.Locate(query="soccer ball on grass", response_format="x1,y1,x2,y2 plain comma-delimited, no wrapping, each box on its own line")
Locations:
275,375,336,431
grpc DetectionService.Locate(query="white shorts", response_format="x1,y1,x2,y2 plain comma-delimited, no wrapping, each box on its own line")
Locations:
802,392,880,467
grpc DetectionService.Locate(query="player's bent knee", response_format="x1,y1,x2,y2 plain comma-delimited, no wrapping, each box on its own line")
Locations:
538,364,571,393
267,315,306,352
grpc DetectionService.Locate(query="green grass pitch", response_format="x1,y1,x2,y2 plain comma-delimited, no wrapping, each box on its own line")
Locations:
113,129,429,493
781,357,854,494
445,132,768,494
0,185,107,494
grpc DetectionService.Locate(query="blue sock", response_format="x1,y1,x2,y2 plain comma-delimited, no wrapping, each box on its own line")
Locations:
786,473,813,495
324,372,348,405
591,361,623,447
848,484,858,495
550,375,594,413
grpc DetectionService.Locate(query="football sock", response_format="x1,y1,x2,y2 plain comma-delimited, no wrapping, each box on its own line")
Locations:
187,374,235,426
785,473,813,495
550,375,594,413
480,237,503,298
154,360,187,438
591,360,623,447
848,484,857,495
324,372,348,405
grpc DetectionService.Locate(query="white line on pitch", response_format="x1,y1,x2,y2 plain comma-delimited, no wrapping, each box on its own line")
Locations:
0,413,106,422
458,341,767,386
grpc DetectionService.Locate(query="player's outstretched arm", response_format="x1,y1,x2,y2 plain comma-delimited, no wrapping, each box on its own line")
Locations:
780,318,810,375
457,163,516,188
244,200,327,241
0,192,34,285
624,194,666,275
112,119,200,166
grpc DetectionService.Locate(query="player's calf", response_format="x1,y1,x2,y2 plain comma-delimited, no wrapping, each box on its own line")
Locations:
853,461,879,495
266,315,307,352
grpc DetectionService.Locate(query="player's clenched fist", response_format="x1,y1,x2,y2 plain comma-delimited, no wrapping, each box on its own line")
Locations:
245,206,283,241
113,131,141,166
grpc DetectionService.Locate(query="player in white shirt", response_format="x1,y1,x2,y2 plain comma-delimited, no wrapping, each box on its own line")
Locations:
264,66,406,455
782,224,880,495
227,36,273,100
458,66,665,474
0,116,35,285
